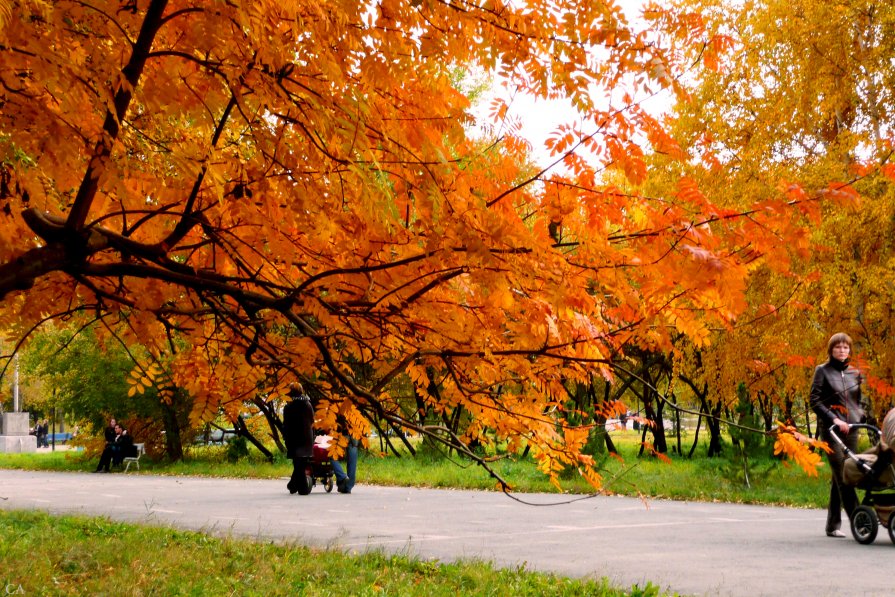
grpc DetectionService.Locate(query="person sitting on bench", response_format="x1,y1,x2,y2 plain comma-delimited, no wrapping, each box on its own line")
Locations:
94,423,134,473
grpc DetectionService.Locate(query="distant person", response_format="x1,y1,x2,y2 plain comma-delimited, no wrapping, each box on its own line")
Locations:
94,421,131,473
103,418,117,444
36,419,49,447
94,416,117,467
282,383,315,494
810,332,865,538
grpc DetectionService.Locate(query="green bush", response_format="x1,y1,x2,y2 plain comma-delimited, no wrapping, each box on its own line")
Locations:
225,436,249,462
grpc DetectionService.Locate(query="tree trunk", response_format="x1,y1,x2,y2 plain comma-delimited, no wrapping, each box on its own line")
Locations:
160,400,184,462
688,405,703,458
233,414,274,462
602,380,617,454
701,395,723,457
253,395,285,453
604,430,617,454
673,394,682,456
757,390,774,432
652,396,668,454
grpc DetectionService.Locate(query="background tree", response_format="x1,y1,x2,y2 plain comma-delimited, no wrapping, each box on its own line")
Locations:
20,320,193,459
628,0,895,452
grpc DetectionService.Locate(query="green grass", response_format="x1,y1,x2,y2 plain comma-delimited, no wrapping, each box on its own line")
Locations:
0,509,670,596
370,444,830,508
0,432,829,595
0,431,832,508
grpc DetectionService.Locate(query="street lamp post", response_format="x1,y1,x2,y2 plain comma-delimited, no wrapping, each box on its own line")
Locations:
13,353,20,413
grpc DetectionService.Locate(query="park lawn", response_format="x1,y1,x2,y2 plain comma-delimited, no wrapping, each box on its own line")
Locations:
0,509,670,597
0,428,832,508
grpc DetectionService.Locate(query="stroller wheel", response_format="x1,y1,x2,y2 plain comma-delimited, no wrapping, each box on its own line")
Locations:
324,475,334,493
296,472,313,495
294,463,314,496
851,505,878,545
888,512,895,545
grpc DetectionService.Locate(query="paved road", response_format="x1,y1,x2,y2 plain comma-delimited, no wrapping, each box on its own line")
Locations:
1,470,892,596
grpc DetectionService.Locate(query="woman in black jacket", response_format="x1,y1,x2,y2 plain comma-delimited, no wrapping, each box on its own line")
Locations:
810,332,865,538
282,383,315,494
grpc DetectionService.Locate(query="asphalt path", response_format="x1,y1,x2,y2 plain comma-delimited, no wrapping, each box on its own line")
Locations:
1,469,892,596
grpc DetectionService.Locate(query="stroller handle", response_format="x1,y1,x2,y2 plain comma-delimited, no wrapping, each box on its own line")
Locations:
841,423,881,435
828,424,878,476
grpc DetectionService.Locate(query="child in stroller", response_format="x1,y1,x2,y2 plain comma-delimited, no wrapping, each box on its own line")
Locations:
834,408,895,544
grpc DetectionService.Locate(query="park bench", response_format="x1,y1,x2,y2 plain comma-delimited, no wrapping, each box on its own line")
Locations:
123,443,145,472
200,428,237,445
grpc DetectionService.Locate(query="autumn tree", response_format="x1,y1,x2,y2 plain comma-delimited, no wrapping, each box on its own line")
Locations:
656,0,895,450
0,0,817,487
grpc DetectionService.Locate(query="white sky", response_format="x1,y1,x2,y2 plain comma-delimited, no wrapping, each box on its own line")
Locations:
469,0,675,169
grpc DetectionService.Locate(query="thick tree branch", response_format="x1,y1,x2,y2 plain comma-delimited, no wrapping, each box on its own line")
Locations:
67,0,169,232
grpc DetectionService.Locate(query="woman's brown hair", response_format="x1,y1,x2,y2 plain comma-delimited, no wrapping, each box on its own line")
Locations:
827,332,853,356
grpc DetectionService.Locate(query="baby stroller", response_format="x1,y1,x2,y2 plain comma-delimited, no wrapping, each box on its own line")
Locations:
292,436,335,494
834,408,895,544
310,436,335,493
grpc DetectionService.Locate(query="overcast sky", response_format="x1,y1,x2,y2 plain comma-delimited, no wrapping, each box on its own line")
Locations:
468,0,675,170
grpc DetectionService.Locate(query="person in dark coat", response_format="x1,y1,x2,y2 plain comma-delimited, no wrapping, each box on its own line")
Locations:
282,383,315,494
93,418,117,472
810,332,866,538
103,418,117,443
36,419,49,448
94,423,132,472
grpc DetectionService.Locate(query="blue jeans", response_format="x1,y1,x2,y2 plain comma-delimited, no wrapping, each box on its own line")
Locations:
332,439,358,491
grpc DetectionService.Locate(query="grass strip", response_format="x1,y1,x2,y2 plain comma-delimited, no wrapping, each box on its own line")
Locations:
0,509,671,596
0,436,832,509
